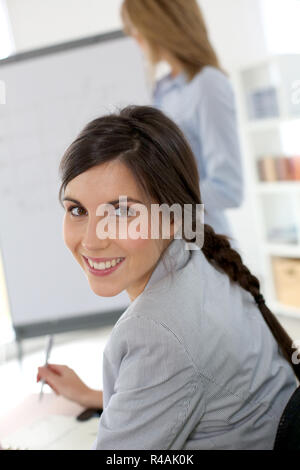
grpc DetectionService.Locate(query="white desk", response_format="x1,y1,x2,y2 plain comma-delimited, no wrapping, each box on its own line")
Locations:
0,393,99,450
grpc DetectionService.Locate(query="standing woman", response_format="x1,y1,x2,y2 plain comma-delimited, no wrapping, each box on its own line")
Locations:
121,0,243,239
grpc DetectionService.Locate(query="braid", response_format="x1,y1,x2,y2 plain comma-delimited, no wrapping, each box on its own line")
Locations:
201,224,300,381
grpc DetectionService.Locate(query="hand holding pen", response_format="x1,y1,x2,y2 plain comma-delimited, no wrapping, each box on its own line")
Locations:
38,335,53,402
37,363,103,409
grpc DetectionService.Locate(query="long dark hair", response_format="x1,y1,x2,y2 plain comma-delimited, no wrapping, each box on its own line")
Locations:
59,105,300,381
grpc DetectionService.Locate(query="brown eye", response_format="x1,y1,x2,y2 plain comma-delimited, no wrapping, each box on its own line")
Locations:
68,206,87,217
115,206,135,217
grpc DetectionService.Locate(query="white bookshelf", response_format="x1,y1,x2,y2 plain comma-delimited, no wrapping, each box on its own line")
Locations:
269,301,300,321
246,116,300,133
257,181,300,194
263,243,300,258
237,54,300,320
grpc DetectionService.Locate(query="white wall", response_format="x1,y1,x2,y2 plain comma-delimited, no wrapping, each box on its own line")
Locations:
6,0,268,65
0,0,15,58
261,0,300,54
6,0,123,51
199,0,268,71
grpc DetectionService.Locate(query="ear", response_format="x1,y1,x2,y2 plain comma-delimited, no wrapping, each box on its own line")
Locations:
171,217,183,239
131,29,145,47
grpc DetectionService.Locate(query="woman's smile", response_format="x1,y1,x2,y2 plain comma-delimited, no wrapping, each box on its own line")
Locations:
82,255,126,277
62,160,167,301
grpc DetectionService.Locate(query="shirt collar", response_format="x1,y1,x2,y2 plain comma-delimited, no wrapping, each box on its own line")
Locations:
153,71,188,97
142,237,192,294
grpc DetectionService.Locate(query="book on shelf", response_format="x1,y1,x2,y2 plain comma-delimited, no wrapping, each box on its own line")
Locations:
264,156,277,181
272,257,300,309
247,86,280,120
257,155,300,182
267,225,298,245
293,156,300,180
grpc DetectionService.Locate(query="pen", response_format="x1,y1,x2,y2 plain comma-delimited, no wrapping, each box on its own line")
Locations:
39,334,54,402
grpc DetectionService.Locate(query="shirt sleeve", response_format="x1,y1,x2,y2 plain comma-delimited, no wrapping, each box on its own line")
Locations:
197,70,244,212
93,316,205,450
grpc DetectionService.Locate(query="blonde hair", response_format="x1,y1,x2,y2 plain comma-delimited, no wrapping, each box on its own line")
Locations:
121,0,222,81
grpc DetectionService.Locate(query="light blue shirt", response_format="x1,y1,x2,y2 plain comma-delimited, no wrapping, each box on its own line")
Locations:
153,66,244,238
93,238,297,450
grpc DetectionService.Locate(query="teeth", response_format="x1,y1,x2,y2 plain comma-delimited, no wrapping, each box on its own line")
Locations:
86,257,123,270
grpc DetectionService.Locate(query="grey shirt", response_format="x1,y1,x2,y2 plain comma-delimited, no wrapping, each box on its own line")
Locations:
93,238,297,450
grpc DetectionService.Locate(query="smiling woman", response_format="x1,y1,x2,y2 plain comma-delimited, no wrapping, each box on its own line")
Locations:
61,159,166,301
37,104,300,450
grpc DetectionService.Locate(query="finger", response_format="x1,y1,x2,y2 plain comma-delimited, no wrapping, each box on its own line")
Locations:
38,365,60,377
37,373,44,383
37,364,64,376
37,367,61,384
37,366,49,377
46,364,66,375
44,379,60,396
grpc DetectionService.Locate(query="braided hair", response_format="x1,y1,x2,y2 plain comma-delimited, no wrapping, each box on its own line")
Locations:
201,224,300,380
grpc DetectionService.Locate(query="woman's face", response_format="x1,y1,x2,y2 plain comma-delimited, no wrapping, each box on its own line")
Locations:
62,160,171,302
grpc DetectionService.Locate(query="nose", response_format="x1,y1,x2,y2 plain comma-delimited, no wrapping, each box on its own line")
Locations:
81,215,110,252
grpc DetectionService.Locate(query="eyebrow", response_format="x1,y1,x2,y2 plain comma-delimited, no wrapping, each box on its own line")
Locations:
62,197,144,206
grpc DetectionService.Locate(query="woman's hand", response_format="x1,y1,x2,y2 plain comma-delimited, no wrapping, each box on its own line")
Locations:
37,363,103,409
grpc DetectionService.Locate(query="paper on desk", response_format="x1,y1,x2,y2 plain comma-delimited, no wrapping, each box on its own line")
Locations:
1,415,99,450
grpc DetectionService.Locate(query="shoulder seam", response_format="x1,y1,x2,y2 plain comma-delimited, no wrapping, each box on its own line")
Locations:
114,314,200,377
